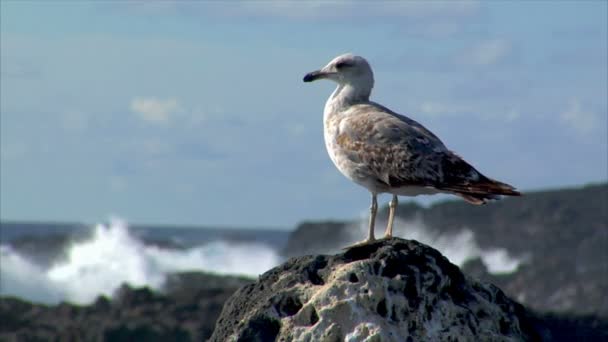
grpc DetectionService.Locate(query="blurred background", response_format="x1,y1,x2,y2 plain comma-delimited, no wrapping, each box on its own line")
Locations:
1,1,606,340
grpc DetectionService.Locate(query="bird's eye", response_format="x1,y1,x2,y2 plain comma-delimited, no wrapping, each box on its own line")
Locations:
335,61,352,69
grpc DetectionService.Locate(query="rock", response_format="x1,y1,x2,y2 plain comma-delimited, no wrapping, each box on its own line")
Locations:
281,220,350,257
535,312,608,341
0,272,253,341
2,246,606,341
281,183,608,317
211,238,542,342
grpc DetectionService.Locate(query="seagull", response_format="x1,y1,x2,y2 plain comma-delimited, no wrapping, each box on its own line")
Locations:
303,53,521,246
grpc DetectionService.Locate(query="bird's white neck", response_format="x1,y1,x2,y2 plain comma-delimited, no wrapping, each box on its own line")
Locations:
324,83,371,118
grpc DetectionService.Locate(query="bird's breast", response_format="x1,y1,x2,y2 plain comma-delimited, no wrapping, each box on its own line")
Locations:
323,116,342,168
323,115,369,187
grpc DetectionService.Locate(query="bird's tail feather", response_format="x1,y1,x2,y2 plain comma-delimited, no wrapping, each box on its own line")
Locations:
441,178,521,205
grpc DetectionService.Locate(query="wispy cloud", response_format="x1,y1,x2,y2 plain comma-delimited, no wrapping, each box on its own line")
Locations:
236,0,479,19
117,0,479,21
103,1,480,40
130,97,181,124
419,101,473,117
418,100,520,123
457,39,513,67
382,38,517,75
559,99,603,136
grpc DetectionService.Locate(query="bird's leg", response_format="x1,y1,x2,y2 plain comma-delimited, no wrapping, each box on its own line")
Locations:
366,193,378,242
343,193,378,249
384,194,398,239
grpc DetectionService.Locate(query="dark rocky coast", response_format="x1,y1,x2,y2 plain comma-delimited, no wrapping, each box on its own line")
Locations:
1,183,607,341
0,272,252,341
3,239,606,341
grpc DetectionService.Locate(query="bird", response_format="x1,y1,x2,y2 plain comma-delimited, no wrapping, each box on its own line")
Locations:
303,53,521,247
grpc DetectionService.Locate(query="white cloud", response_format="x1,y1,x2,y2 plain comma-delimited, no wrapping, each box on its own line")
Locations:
130,97,181,124
559,99,602,135
419,101,521,123
419,101,473,117
238,0,479,19
459,39,512,66
120,0,479,21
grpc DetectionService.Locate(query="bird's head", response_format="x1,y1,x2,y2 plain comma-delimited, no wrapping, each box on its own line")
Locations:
303,53,374,90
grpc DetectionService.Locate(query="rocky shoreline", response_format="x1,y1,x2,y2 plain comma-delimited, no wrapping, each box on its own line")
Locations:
0,272,252,342
1,183,607,341
2,243,607,341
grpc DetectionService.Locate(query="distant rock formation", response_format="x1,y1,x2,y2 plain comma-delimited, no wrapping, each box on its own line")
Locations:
211,238,543,342
282,183,608,317
0,272,252,342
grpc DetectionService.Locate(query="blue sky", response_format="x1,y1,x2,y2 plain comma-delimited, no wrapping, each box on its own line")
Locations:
1,1,606,229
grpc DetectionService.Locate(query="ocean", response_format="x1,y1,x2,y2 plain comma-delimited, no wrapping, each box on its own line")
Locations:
0,216,527,307
0,219,289,305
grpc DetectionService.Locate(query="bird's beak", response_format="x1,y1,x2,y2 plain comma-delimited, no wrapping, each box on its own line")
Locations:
303,69,334,82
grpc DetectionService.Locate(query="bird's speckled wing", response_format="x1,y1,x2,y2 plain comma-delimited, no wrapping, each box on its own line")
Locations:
335,102,482,189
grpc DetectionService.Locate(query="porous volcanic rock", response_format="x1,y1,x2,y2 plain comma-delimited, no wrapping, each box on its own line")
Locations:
211,238,541,342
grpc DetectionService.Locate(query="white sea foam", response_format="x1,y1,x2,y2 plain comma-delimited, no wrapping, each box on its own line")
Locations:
0,219,281,305
350,217,526,274
1,216,525,305
0,245,65,304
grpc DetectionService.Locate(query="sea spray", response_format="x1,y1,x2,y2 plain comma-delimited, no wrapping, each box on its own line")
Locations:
0,219,282,305
350,217,527,274
0,245,65,303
